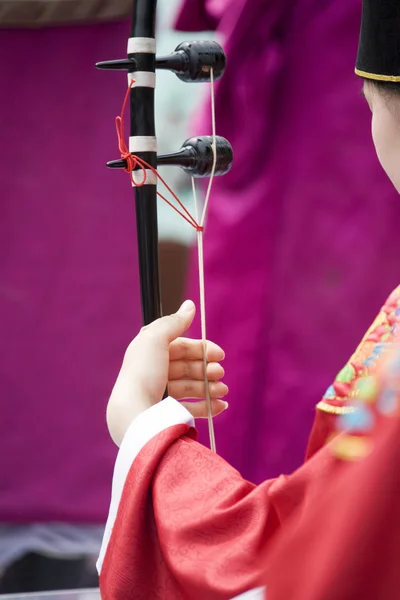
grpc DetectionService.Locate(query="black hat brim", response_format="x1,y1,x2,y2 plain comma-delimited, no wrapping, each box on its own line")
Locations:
356,0,400,82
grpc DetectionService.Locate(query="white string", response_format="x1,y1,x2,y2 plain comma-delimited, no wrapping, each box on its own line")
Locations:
192,178,216,453
192,176,200,224
200,68,217,228
159,67,218,453
189,68,218,453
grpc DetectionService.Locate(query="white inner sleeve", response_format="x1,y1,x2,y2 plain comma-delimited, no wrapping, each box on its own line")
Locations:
97,397,194,573
233,587,266,599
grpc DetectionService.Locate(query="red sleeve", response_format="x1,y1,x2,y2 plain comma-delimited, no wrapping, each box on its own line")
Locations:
305,401,344,459
264,339,400,600
265,413,400,600
100,421,337,600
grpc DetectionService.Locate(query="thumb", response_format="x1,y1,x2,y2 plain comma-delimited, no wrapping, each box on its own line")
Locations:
148,300,196,343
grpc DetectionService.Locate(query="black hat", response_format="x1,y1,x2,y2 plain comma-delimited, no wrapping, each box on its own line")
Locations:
355,0,400,82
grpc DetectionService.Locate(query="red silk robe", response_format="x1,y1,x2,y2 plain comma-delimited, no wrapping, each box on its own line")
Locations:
98,286,400,599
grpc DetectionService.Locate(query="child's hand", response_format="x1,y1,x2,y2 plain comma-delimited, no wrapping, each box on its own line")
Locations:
168,335,228,417
107,300,228,446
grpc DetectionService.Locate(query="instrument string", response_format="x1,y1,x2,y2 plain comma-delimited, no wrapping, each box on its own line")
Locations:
200,68,217,228
192,177,216,453
116,72,218,453
192,68,217,452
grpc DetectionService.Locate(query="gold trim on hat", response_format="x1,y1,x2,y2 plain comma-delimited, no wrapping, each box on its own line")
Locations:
355,68,400,82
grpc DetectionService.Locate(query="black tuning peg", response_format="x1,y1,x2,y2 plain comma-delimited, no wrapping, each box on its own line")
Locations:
157,41,226,82
95,58,135,70
158,136,233,176
96,40,226,82
106,135,233,178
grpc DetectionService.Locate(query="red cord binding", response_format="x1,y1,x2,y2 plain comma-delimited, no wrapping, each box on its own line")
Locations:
115,80,203,232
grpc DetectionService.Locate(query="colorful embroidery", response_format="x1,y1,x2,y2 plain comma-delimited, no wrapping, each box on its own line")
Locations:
317,286,400,460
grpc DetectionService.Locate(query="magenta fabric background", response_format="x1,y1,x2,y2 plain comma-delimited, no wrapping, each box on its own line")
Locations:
0,21,142,522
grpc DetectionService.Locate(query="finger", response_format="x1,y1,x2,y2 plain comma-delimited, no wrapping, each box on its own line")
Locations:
180,399,229,419
168,380,228,400
144,300,196,344
169,338,225,362
168,360,224,382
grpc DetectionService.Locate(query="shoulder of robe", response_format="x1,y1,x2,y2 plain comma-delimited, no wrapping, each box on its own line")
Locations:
317,285,400,415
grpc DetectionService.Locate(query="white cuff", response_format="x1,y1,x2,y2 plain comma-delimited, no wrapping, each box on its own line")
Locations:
233,587,266,599
97,397,194,573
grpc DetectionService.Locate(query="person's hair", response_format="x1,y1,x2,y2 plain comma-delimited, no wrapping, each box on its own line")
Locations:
372,80,400,96
365,79,400,120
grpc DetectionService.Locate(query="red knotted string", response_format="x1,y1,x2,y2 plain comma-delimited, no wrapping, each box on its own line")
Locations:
115,80,203,232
